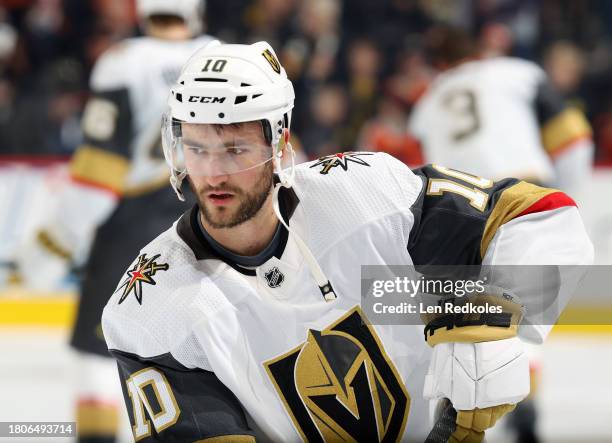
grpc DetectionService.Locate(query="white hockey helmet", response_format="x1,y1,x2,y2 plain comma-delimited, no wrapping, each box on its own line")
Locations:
136,0,205,35
162,40,295,200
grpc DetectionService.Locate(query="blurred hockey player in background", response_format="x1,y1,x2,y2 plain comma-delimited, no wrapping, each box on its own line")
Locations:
409,25,594,199
14,1,214,441
409,25,595,443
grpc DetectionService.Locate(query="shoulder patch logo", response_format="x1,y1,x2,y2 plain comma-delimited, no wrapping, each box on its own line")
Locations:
310,152,374,175
116,254,169,305
264,266,285,288
262,49,281,74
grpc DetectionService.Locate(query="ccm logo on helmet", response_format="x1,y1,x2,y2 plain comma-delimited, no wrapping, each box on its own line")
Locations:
188,96,226,104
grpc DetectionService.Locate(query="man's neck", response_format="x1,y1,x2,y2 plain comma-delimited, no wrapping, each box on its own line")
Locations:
200,195,279,256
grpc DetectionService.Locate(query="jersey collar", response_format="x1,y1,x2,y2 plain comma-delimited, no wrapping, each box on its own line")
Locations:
176,181,299,276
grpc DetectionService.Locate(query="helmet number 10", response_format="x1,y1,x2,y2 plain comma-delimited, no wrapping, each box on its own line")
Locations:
202,59,227,73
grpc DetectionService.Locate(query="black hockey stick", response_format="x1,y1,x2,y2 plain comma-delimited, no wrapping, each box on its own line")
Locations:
425,399,457,443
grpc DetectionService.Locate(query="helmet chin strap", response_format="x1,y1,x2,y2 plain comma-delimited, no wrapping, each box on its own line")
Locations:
170,170,188,202
271,182,337,302
275,128,296,188
272,129,336,302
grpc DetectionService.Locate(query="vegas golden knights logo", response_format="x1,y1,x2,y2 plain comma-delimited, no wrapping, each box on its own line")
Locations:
262,49,281,74
265,307,410,442
309,152,373,175
116,254,169,305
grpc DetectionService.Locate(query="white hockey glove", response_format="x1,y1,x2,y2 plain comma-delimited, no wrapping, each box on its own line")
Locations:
421,287,530,443
14,227,74,291
14,176,118,291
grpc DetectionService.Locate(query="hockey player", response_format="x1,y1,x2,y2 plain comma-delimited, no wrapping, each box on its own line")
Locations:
409,26,594,197
102,41,593,442
14,1,213,442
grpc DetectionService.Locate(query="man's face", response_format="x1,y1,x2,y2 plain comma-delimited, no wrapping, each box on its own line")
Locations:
182,122,275,229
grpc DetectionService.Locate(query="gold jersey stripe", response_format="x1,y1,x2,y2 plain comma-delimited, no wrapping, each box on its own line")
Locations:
193,436,256,443
123,171,171,198
480,181,557,259
76,403,120,436
541,108,592,155
69,145,130,194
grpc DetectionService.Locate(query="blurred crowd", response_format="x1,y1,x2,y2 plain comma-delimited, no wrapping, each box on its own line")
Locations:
2,0,612,163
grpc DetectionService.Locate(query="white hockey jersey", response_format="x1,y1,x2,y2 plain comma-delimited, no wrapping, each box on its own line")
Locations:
102,153,592,442
408,57,592,186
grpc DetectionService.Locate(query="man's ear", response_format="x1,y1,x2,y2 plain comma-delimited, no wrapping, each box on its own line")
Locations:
278,128,291,156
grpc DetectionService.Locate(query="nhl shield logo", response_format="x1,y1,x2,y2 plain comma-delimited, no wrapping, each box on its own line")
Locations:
264,267,284,288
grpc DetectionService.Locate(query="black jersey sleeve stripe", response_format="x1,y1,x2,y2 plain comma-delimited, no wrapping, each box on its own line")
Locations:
534,78,566,125
408,165,519,266
409,165,574,267
69,87,134,194
534,78,592,155
110,349,255,442
82,88,133,157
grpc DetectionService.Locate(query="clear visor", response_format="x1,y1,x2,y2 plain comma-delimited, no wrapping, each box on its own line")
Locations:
162,112,274,177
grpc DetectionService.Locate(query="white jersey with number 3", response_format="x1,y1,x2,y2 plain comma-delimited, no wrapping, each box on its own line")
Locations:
409,57,555,183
